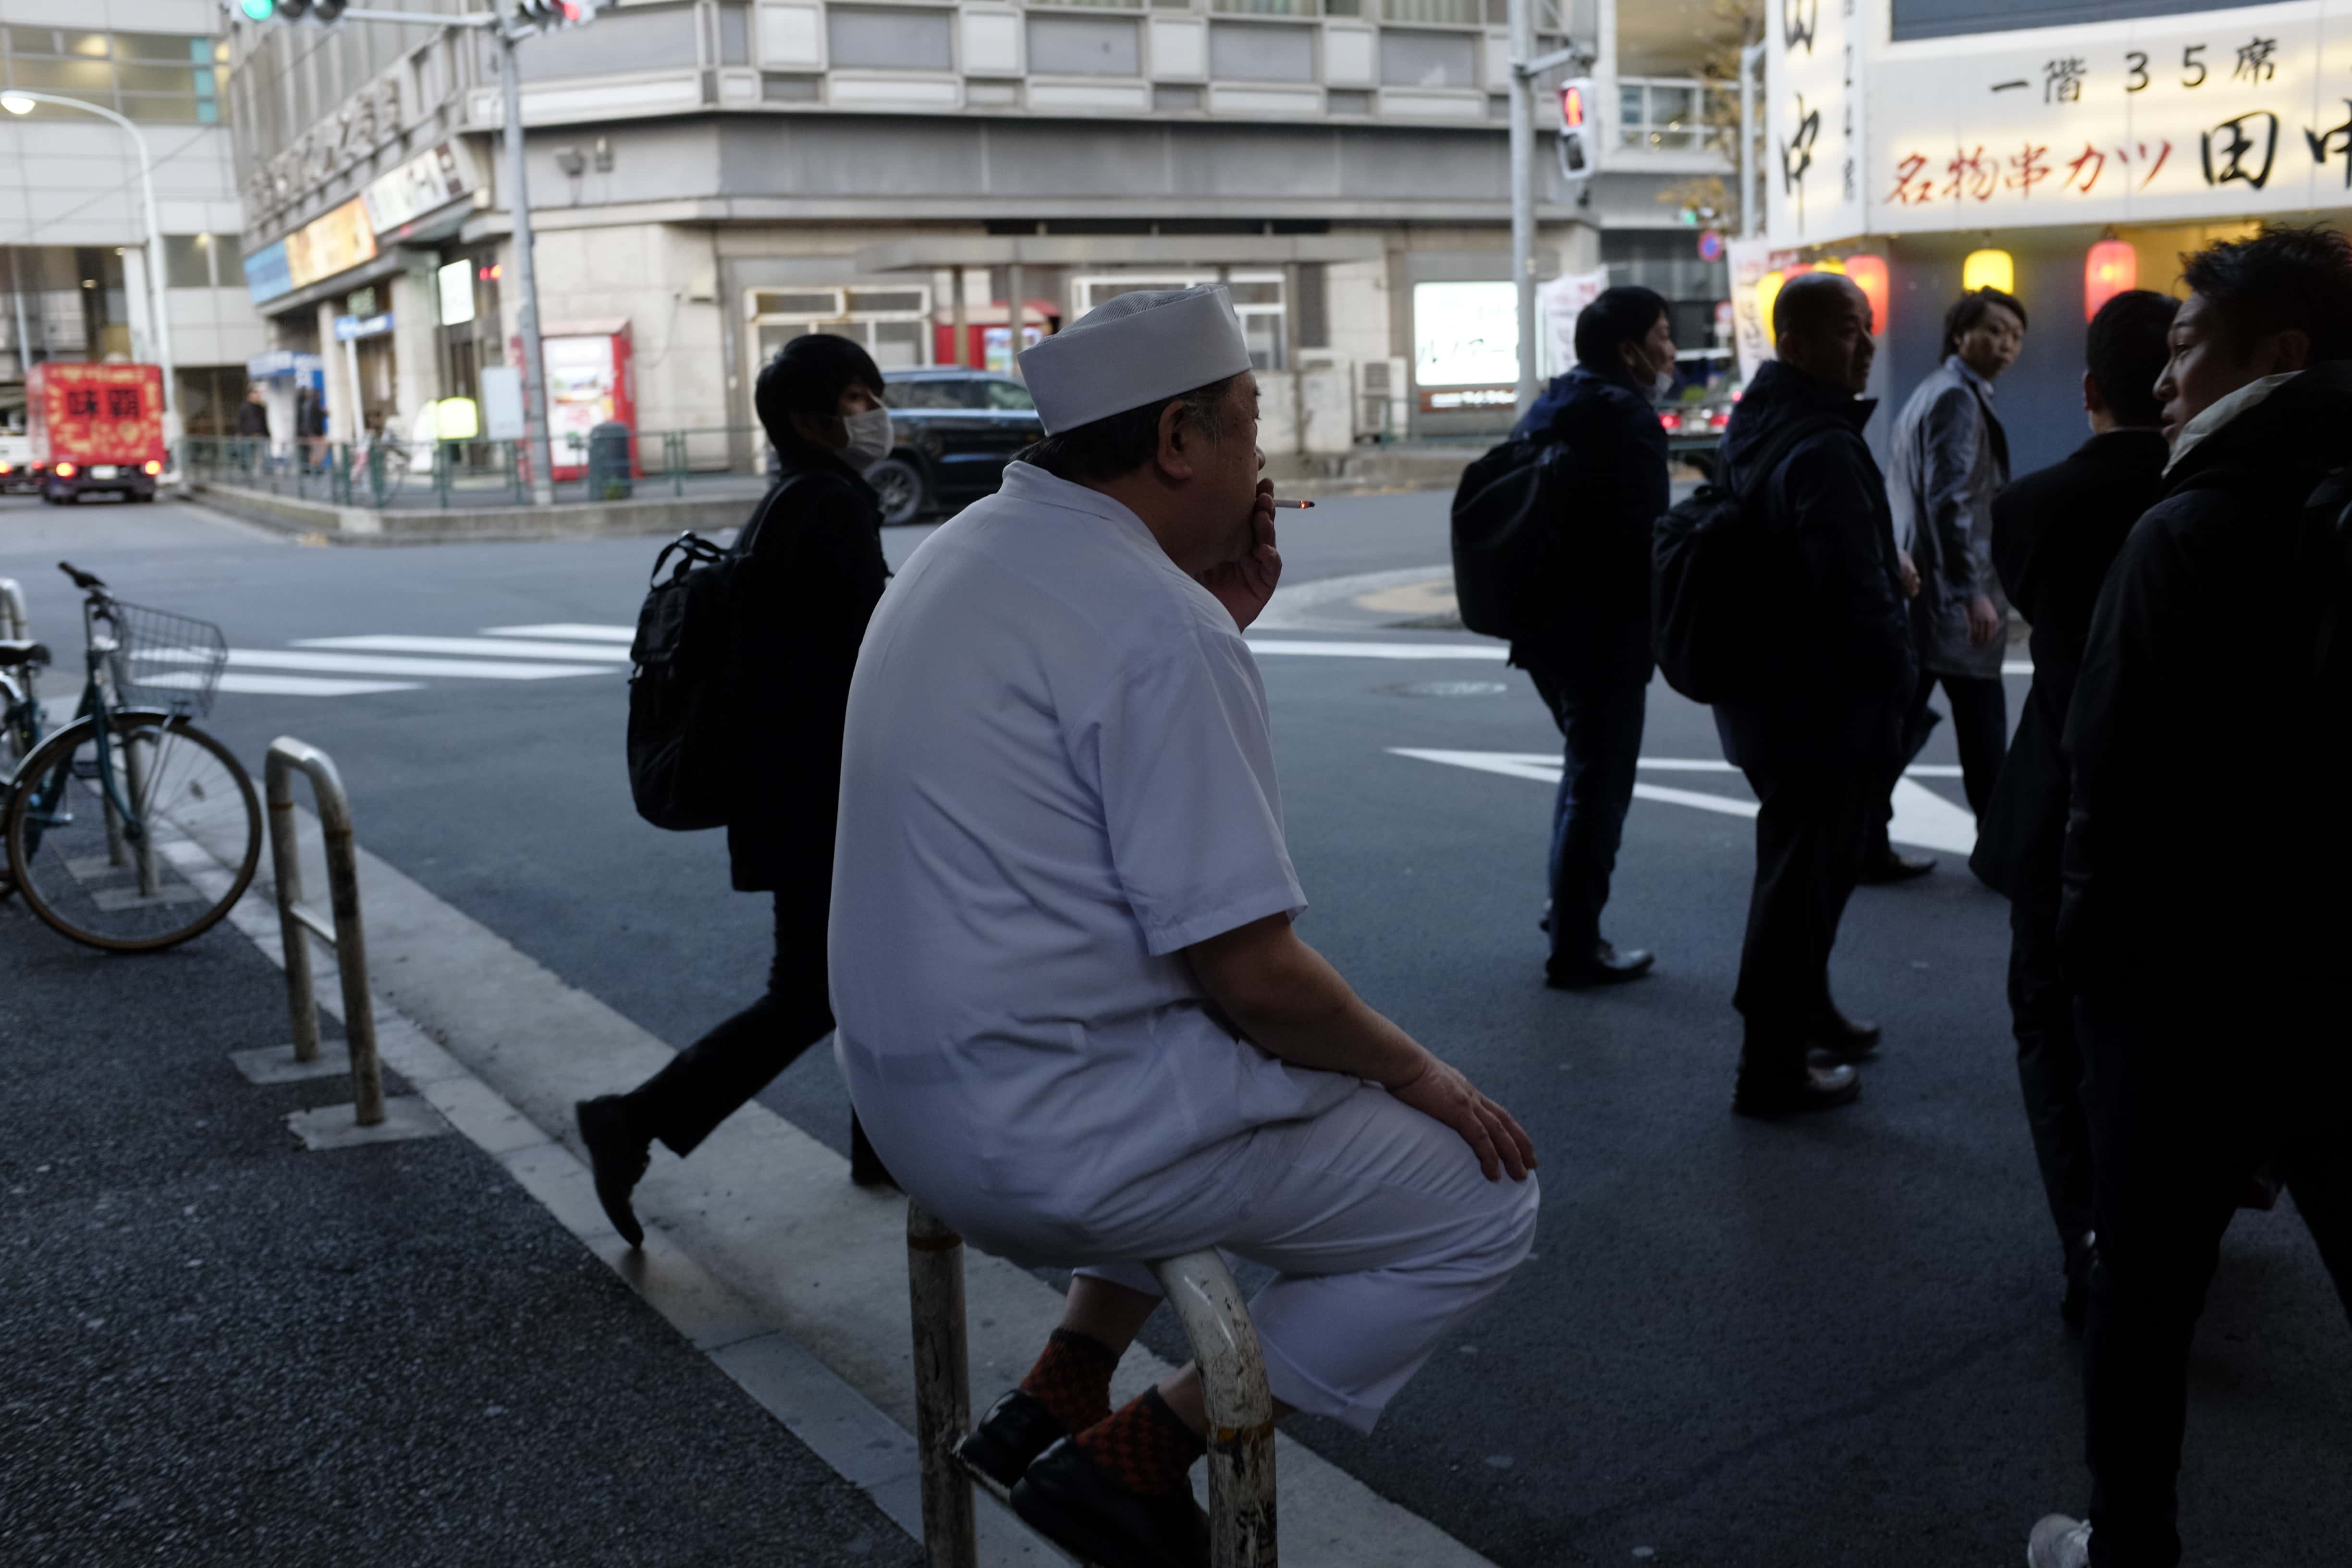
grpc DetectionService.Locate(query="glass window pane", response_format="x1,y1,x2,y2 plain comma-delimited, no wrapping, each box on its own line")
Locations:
211,232,242,279
163,234,209,290
751,289,841,318
882,380,962,410
1649,85,1693,124
1226,281,1282,306
6,28,57,54
7,58,114,92
117,63,210,92
983,380,1036,411
868,320,922,368
845,288,926,314
114,33,199,61
1620,84,1644,125
122,96,203,123
61,32,110,57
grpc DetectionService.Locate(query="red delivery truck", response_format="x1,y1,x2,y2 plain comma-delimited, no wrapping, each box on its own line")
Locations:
28,362,166,505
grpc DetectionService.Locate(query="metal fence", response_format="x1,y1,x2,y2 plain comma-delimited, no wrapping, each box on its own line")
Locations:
181,428,775,511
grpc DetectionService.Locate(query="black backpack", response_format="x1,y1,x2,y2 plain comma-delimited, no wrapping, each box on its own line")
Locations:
1449,436,1578,641
1651,416,1843,704
625,479,806,831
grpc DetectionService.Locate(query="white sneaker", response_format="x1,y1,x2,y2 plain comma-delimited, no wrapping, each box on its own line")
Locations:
2027,1514,2092,1568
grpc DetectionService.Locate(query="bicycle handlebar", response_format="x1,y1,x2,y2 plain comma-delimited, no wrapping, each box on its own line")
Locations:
57,561,106,592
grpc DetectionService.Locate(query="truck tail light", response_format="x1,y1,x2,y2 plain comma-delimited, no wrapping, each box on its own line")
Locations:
143,460,162,476
0,462,12,474
54,461,75,478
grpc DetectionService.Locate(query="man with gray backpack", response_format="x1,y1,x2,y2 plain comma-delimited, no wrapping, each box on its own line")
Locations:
1653,270,1913,1117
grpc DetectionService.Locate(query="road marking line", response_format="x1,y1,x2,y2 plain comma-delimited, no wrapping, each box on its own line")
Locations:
294,635,635,663
142,671,425,697
482,623,637,643
1391,749,1980,854
157,649,612,680
1248,638,1507,661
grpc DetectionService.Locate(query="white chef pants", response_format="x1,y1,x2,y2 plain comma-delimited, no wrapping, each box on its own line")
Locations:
1074,1081,1539,1433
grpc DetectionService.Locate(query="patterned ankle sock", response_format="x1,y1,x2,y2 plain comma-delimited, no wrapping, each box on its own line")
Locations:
1017,1328,1119,1436
1072,1386,1206,1498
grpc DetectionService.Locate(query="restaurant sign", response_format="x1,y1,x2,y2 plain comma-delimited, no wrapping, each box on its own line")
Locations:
1771,0,2352,246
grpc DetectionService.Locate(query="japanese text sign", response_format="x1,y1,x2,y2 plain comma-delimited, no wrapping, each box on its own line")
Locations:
1769,0,1870,246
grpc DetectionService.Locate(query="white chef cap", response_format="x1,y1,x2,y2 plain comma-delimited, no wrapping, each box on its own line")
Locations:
1017,285,1253,436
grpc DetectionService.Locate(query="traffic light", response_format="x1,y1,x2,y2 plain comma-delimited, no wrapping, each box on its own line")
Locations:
514,0,593,23
1557,77,1596,179
238,0,275,19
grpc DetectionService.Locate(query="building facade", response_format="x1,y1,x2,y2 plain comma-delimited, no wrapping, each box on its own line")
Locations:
0,0,268,441
222,0,1740,455
1753,0,2352,477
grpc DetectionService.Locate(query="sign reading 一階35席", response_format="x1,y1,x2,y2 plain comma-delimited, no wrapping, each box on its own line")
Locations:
1770,0,2352,247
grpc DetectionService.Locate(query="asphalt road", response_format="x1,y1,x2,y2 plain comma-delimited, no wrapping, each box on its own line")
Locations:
3,491,2345,1567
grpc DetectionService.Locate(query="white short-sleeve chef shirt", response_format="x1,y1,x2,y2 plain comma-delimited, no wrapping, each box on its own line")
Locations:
830,462,1355,1230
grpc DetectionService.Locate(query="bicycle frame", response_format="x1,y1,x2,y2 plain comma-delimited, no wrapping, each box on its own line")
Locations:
12,594,164,896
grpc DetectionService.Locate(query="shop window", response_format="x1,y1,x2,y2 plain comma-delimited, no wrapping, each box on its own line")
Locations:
1206,22,1313,82
1380,29,1475,88
1380,0,1481,24
747,283,935,383
827,8,953,71
1027,16,1141,77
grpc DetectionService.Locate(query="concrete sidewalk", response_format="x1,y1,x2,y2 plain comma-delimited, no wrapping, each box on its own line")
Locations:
0,896,917,1565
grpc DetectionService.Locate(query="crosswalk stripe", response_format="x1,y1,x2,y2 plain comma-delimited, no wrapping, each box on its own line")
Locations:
171,649,611,680
142,671,425,697
482,623,637,643
1247,638,1509,661
294,635,635,663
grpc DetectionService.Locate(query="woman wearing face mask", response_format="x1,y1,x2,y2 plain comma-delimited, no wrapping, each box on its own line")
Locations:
577,335,896,1243
1507,284,1675,989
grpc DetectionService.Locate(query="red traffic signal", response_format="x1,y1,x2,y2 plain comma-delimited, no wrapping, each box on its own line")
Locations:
1561,84,1585,129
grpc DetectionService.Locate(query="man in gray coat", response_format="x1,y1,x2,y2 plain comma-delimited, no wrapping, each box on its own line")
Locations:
1869,287,2025,880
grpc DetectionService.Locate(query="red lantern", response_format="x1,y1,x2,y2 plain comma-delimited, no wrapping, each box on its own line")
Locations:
1844,255,1891,337
2084,240,2137,321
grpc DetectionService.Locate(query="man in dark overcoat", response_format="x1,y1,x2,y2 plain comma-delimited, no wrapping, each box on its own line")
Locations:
1971,289,2177,1328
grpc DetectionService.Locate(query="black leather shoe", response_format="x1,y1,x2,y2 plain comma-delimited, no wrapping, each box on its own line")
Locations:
1012,1438,1207,1568
1732,1063,1862,1118
576,1095,650,1249
958,1388,1067,1491
1544,942,1655,989
1857,849,1937,884
1809,1009,1882,1062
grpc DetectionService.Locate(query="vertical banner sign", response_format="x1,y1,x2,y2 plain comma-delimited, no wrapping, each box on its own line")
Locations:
1767,0,1867,245
1867,2,2352,232
1725,238,1779,383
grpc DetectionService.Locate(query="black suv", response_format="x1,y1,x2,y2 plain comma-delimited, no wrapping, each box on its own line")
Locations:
870,368,1040,525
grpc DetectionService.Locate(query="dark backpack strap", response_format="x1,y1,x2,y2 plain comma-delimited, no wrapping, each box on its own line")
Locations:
733,471,820,561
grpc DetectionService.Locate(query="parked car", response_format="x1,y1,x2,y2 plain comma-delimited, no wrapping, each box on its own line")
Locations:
871,368,1041,525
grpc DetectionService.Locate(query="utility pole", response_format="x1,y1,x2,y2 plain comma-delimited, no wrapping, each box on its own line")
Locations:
491,0,556,504
1506,3,1592,414
1740,41,1766,237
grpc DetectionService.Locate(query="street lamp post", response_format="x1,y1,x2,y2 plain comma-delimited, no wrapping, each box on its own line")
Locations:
0,90,179,446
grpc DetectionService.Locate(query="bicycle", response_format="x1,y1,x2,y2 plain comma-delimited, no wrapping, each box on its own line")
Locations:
0,562,262,951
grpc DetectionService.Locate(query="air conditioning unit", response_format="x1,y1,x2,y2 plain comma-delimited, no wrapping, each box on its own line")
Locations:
1356,356,1409,442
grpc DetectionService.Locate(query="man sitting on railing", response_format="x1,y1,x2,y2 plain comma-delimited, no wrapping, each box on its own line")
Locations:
830,286,1539,1567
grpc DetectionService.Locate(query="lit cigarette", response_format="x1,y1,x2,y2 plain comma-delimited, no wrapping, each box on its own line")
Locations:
1270,498,1314,509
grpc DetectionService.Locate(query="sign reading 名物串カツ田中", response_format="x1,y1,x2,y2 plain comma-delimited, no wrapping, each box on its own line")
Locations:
1863,0,2352,234
1767,0,1868,247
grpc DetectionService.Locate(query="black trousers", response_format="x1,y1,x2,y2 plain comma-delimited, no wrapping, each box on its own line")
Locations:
1731,761,1871,1087
1525,663,1647,957
2076,992,2352,1568
627,891,834,1157
1871,666,2007,857
2009,879,2093,1271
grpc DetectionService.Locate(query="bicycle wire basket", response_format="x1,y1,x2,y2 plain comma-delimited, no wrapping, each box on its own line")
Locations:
98,599,232,717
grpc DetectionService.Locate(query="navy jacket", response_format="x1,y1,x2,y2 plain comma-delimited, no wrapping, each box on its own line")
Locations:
1708,359,1914,772
1506,364,1669,686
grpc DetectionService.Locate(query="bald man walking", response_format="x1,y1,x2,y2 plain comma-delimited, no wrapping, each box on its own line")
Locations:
1710,272,1916,1116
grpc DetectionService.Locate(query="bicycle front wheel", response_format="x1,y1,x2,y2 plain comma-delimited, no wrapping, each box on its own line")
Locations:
4,712,262,952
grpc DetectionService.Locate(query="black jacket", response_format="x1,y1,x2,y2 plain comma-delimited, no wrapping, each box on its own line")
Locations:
2061,362,2352,994
724,443,890,895
1709,359,1914,772
1969,427,2169,900
1507,365,1668,686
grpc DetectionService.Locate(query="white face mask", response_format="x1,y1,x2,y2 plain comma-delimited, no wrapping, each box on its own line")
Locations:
842,407,894,470
1652,366,1677,399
